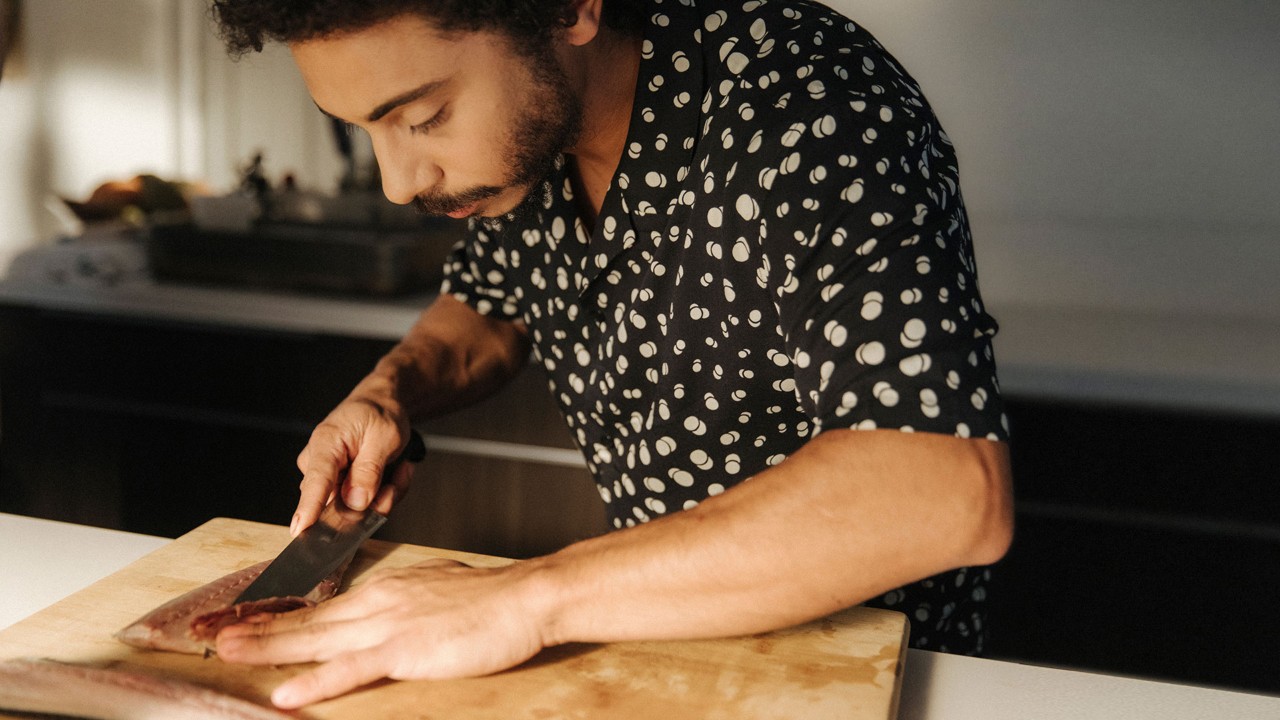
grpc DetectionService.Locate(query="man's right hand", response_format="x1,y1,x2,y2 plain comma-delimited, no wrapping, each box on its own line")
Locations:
291,395,416,537
288,295,531,537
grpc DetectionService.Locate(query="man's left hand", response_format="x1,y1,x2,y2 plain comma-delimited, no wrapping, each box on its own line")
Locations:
215,559,550,709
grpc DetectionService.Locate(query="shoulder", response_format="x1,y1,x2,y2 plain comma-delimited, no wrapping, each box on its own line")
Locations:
692,1,925,115
687,1,946,181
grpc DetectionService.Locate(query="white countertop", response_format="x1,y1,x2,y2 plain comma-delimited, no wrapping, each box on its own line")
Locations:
0,277,428,341
992,303,1280,417
0,513,168,630
5,276,1280,417
2,512,1276,720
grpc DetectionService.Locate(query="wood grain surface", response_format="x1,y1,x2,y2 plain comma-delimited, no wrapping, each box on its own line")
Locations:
0,517,907,719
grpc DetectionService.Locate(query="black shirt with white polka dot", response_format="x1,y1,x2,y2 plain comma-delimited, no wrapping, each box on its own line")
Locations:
443,0,1009,655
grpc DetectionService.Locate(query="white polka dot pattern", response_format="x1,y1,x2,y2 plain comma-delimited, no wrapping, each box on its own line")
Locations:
441,0,1006,654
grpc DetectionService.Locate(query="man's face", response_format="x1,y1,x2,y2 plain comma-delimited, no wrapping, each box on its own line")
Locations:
291,14,581,219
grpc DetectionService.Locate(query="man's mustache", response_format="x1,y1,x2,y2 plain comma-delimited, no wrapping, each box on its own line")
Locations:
413,184,504,216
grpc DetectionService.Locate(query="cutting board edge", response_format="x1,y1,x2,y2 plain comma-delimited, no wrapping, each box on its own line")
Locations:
888,616,910,720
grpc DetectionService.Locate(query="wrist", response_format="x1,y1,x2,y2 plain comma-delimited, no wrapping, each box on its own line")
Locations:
348,360,413,421
515,552,588,649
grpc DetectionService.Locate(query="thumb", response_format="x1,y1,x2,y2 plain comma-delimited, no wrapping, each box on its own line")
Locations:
343,457,385,511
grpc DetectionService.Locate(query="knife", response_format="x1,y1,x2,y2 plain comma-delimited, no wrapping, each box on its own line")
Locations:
234,429,426,603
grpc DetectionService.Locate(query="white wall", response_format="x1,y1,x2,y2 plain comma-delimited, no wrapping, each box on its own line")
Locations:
3,1,1278,321
196,31,347,200
1,1,175,266
0,0,341,269
835,0,1280,320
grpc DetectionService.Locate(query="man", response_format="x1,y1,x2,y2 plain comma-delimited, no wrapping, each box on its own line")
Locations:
212,0,1014,709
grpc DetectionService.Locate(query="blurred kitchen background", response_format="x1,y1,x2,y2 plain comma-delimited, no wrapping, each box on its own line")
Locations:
1,0,1278,698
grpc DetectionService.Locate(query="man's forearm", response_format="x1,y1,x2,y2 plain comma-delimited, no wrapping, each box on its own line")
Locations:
353,294,531,420
216,426,1013,706
529,429,1014,646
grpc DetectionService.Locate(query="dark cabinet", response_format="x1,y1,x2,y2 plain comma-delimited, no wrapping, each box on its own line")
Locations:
0,304,604,558
987,398,1280,695
394,366,607,558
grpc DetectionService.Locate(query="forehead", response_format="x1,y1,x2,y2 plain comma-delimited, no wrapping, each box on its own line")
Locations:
289,14,503,119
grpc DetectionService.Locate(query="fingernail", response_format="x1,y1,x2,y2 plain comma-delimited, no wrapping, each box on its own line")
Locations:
289,514,299,536
347,487,369,510
272,685,300,709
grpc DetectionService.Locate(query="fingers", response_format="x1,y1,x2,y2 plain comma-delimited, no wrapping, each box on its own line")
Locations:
370,429,424,514
221,587,374,636
294,444,347,536
219,557,542,709
214,592,393,708
292,413,417,533
343,430,409,512
216,610,381,665
270,650,389,709
371,460,415,516
343,461,381,512
218,566,425,643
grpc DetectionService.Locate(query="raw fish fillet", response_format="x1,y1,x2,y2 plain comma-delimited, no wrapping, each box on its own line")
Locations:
115,558,347,655
0,657,295,719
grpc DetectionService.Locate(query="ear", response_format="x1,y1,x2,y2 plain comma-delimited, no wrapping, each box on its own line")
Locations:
561,0,604,47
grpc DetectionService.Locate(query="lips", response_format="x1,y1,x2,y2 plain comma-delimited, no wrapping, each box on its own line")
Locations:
445,201,480,219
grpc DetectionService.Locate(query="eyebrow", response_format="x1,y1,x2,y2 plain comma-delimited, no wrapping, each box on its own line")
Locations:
366,80,448,123
313,79,448,125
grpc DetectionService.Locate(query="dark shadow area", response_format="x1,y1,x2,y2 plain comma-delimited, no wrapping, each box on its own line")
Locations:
985,397,1280,694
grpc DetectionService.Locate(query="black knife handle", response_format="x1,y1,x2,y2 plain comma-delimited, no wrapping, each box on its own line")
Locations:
401,429,427,464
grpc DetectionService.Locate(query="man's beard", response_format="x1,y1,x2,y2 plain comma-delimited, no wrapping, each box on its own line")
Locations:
414,43,583,218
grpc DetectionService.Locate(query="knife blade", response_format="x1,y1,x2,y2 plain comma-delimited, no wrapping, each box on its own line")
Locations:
233,429,425,603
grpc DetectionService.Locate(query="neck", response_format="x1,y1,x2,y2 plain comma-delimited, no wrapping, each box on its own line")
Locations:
560,27,642,221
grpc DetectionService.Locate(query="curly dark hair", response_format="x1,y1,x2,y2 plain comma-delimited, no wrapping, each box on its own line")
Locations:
211,0,646,56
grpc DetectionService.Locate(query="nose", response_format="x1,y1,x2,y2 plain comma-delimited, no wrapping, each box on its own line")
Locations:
372,135,438,206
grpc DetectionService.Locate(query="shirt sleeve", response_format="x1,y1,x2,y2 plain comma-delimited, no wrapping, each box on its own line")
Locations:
439,222,524,321
741,98,1008,441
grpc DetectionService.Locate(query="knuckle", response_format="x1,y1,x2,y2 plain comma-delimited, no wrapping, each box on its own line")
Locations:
357,571,397,594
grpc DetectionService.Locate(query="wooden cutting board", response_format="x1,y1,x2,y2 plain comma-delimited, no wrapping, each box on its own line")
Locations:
0,517,908,719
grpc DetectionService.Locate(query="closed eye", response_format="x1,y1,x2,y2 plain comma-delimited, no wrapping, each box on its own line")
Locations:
410,106,449,135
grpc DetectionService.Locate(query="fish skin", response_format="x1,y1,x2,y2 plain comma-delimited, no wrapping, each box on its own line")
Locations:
115,558,348,655
0,657,297,720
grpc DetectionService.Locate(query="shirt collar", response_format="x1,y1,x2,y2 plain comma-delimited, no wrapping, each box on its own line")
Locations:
579,0,707,295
